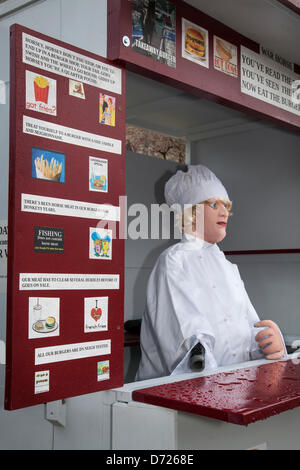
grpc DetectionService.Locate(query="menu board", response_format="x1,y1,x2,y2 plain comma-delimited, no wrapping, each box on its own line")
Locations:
108,0,300,132
5,25,126,410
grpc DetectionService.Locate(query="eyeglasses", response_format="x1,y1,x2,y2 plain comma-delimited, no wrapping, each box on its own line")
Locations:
203,200,233,215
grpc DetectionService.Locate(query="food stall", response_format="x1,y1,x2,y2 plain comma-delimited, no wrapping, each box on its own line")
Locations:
0,0,300,450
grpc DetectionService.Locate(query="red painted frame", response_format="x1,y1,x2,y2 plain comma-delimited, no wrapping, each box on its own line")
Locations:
108,0,300,133
5,25,126,410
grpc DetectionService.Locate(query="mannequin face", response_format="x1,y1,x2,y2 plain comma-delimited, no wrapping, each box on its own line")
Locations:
202,198,230,243
183,197,232,243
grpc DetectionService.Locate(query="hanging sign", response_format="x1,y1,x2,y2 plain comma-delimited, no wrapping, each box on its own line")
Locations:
108,0,300,131
5,24,126,410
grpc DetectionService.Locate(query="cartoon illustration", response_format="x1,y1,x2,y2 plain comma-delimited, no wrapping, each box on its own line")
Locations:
69,80,85,99
26,71,57,116
89,229,112,260
90,299,102,322
34,76,50,103
29,297,60,339
84,296,108,333
97,360,110,381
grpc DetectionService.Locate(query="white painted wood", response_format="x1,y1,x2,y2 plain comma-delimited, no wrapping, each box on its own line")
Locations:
53,391,112,450
0,388,53,449
61,0,107,57
177,406,300,450
112,354,300,450
111,400,300,450
46,400,67,427
0,0,43,19
112,401,177,450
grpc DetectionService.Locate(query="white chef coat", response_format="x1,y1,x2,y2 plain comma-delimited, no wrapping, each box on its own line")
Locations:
136,233,269,382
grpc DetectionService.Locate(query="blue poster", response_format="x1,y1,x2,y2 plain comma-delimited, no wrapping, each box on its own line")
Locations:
32,147,65,183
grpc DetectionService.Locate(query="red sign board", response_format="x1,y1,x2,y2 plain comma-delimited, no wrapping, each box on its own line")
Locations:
108,0,300,132
5,24,126,410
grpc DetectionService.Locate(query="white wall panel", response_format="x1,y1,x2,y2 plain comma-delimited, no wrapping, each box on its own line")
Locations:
61,0,107,57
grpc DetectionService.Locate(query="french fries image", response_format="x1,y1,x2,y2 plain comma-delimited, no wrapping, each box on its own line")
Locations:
34,154,62,182
34,76,50,103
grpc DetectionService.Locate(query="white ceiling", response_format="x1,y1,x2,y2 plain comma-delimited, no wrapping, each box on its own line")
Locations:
126,0,299,141
186,0,300,65
126,71,263,141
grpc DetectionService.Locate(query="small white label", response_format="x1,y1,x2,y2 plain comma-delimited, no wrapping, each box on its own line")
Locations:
0,80,6,104
97,360,110,381
35,370,50,394
122,36,130,47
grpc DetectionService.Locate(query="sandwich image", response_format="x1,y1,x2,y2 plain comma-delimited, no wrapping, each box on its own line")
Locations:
185,28,206,58
34,320,43,331
216,38,232,61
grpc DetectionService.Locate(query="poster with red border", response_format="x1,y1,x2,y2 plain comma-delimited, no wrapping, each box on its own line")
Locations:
108,0,300,132
5,24,126,410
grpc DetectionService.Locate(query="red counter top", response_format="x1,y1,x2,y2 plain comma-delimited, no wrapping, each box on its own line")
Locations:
132,359,300,425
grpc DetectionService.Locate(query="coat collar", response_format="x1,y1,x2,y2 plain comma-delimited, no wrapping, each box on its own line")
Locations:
181,232,220,251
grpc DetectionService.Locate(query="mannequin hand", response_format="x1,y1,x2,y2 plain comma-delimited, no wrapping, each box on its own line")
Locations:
255,320,285,360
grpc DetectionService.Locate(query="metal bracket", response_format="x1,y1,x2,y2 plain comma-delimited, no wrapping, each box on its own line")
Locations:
45,399,67,427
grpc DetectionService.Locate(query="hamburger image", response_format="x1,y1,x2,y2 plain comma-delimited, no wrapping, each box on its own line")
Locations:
185,27,206,58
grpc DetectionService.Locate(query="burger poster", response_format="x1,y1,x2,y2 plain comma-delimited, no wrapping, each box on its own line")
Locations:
214,35,238,78
182,18,209,68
